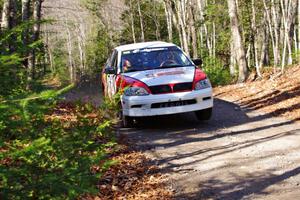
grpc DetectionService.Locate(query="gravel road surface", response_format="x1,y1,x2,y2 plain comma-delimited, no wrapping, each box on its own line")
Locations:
64,82,300,200
121,99,300,200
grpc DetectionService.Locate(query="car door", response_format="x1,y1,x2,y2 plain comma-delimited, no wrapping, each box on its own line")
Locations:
106,50,118,98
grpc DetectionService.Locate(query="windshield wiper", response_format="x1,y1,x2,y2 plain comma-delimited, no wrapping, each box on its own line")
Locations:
124,68,140,73
155,65,183,69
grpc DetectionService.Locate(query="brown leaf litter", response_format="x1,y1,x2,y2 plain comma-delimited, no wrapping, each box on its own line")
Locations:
214,65,300,121
82,143,173,200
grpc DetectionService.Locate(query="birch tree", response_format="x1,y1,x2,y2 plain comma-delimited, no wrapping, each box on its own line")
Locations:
250,0,261,77
137,0,145,42
163,0,173,42
65,23,75,82
129,0,136,43
188,0,198,58
280,0,292,70
227,0,248,82
176,0,189,55
1,0,11,29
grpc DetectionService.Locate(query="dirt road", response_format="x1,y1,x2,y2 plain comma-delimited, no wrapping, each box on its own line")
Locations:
64,82,300,199
63,78,103,106
121,99,300,200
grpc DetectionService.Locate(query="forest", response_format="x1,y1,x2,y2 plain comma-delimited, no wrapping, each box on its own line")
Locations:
1,0,300,94
0,0,300,199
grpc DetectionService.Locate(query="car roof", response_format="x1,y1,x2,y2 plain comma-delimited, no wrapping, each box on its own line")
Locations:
115,41,177,52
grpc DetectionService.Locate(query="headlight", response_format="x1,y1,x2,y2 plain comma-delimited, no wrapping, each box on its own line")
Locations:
124,87,149,96
195,79,211,90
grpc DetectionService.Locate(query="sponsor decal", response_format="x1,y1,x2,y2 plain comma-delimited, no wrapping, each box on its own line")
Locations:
145,69,185,78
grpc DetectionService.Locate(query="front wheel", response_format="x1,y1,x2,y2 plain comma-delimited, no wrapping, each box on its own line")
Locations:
118,110,134,128
195,108,212,121
122,115,134,128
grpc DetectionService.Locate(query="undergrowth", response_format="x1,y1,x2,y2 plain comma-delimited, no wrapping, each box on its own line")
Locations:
202,57,233,86
0,85,118,199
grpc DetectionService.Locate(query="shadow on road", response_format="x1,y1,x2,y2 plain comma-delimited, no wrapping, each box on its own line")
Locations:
62,78,300,199
175,166,300,200
123,98,296,148
121,98,300,199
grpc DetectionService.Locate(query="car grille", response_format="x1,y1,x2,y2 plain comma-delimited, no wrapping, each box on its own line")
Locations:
151,99,197,109
149,82,193,95
173,82,193,92
149,85,172,94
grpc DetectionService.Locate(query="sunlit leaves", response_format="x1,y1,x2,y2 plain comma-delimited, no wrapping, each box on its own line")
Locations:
0,88,116,199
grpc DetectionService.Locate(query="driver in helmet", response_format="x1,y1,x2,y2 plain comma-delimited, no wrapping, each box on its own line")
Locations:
122,59,132,72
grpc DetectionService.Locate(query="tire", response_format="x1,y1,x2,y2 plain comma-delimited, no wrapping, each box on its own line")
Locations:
122,115,134,128
118,110,134,128
195,108,212,121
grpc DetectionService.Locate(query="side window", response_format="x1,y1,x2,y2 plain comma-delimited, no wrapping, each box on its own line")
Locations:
106,50,115,68
111,51,118,70
104,58,110,68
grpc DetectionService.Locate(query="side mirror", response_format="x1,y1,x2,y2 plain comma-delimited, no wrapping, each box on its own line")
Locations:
192,58,203,67
104,67,116,74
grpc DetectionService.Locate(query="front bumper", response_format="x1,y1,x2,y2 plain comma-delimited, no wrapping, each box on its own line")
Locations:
121,88,213,117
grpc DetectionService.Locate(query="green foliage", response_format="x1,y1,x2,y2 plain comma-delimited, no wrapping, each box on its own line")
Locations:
0,22,47,97
85,27,112,75
78,0,116,77
0,85,117,199
201,2,231,62
0,26,26,97
50,40,70,83
203,57,233,86
292,50,300,64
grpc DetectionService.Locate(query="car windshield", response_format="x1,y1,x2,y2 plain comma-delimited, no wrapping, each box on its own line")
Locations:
121,46,193,73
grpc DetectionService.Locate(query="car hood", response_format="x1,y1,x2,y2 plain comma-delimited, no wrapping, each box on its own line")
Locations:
123,66,195,86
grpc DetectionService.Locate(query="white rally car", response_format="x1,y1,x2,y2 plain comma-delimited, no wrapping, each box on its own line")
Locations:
101,41,213,127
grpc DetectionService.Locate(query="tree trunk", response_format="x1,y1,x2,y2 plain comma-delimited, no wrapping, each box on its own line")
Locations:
22,0,31,68
259,13,270,69
137,0,145,42
196,0,204,53
263,0,277,71
28,0,43,83
227,0,248,82
153,2,161,40
172,10,183,48
271,0,280,68
66,24,75,82
44,27,54,73
176,0,189,55
77,33,84,77
280,0,293,70
204,24,213,57
229,40,236,77
212,22,216,59
188,1,198,58
129,0,136,43
1,0,11,29
164,0,173,42
33,0,42,42
250,0,261,77
22,0,30,28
